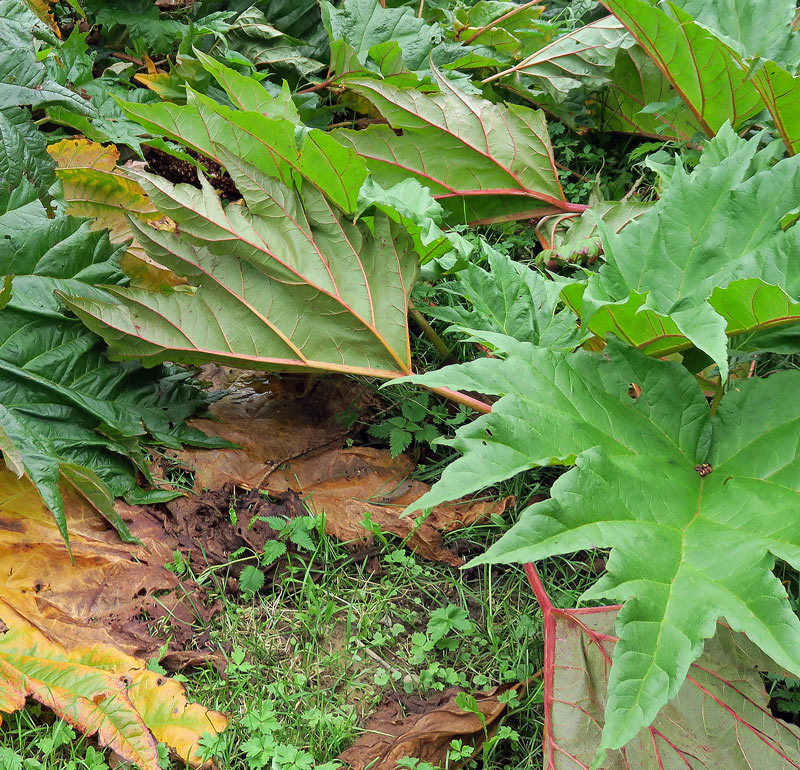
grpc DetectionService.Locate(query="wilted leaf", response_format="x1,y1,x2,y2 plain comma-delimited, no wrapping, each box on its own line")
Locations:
338,684,521,769
334,69,584,224
0,609,225,769
57,149,418,378
165,375,509,565
265,446,513,566
406,338,800,758
0,467,216,658
551,606,800,768
0,468,226,768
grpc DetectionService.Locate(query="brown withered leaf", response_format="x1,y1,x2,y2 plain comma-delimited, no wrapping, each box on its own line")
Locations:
338,684,521,769
0,467,216,659
167,374,510,565
265,447,513,567
169,374,376,491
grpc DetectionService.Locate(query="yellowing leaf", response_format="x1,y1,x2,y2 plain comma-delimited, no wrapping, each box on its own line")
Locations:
47,138,185,289
0,469,226,767
0,605,226,768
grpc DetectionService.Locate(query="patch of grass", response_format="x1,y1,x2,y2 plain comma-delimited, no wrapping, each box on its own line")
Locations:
0,494,608,770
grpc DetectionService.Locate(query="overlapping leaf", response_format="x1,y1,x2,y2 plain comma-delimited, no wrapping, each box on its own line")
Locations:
0,195,224,542
121,56,367,214
57,151,418,378
335,69,580,224
603,0,790,147
491,15,703,140
552,607,800,768
561,127,800,376
401,338,800,761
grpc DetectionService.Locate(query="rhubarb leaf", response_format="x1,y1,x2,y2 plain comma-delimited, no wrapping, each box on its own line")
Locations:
562,126,800,375
57,153,418,378
551,606,800,769
603,0,764,137
334,69,576,224
401,338,800,760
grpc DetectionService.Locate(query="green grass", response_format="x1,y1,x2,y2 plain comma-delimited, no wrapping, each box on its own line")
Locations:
0,485,607,770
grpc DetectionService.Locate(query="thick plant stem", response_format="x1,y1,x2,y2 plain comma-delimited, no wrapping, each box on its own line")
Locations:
427,386,492,413
462,0,543,46
708,377,725,418
523,563,623,768
409,304,456,363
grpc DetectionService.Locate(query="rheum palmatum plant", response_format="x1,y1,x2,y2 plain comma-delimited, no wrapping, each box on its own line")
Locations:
400,128,800,766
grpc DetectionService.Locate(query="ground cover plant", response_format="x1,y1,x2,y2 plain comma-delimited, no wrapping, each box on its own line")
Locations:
2,0,800,768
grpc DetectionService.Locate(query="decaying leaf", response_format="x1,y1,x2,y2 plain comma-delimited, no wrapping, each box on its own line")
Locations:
0,603,226,769
551,605,800,768
169,374,377,491
0,466,218,659
265,446,513,567
0,469,226,768
168,374,510,565
338,683,521,769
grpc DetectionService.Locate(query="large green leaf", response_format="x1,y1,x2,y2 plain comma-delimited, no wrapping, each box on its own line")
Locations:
335,70,582,224
121,57,367,213
602,0,765,137
0,201,225,543
57,153,418,378
561,126,800,376
400,338,800,762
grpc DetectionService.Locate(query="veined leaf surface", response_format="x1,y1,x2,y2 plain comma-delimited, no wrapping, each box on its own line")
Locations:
562,127,800,375
334,70,582,224
401,338,800,760
58,154,418,378
550,606,800,769
603,0,764,137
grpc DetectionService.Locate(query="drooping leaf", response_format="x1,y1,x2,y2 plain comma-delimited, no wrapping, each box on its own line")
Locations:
550,606,800,768
121,56,368,213
536,199,651,264
335,70,582,224
425,244,584,353
222,6,324,78
561,126,800,376
401,337,800,760
0,198,225,542
602,0,764,138
57,152,418,378
501,16,635,100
